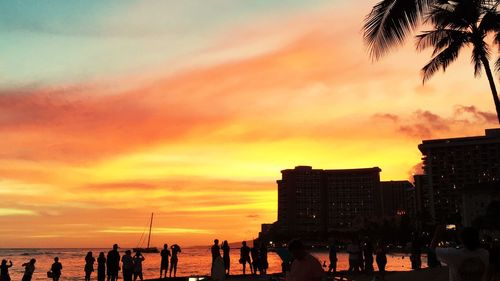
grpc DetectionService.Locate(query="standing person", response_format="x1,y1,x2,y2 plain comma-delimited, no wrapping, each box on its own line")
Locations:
107,244,120,281
431,225,489,281
347,238,362,273
133,252,145,281
121,250,134,281
250,242,260,275
240,241,253,275
221,240,230,276
170,244,181,278
328,242,338,274
363,240,374,273
22,258,36,281
51,257,63,281
97,252,106,281
259,243,269,275
1,260,13,281
410,233,422,270
84,252,96,281
160,244,171,279
211,239,220,262
375,242,387,280
287,240,325,281
211,250,225,281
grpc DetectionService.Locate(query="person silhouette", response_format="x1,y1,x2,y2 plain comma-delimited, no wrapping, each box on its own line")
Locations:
211,239,220,261
410,233,422,270
85,252,95,281
170,244,181,278
133,251,145,281
121,250,134,281
287,240,324,281
363,240,374,273
375,242,387,280
211,249,225,281
97,252,106,281
221,240,230,276
1,259,13,281
160,244,171,278
250,242,260,275
259,243,269,275
50,257,63,281
239,241,252,275
22,258,36,281
328,241,338,274
107,244,120,281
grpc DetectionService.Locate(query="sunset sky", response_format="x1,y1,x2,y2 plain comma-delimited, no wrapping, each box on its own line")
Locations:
0,0,497,247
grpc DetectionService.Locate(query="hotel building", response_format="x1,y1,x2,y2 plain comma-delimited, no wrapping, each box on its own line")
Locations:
418,128,500,223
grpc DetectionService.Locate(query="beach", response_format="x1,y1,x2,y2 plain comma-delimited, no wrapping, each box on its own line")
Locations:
143,267,449,281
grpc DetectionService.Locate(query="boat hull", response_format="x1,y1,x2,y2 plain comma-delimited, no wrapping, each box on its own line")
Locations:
132,247,159,253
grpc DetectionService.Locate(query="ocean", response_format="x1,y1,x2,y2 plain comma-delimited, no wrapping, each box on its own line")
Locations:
0,248,424,280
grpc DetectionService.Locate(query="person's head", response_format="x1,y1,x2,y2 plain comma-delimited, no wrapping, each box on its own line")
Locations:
164,244,168,249
242,241,247,246
288,239,307,260
214,239,219,245
86,251,92,257
460,227,480,251
99,252,105,258
113,244,118,250
54,257,59,262
30,258,36,264
125,250,131,256
1,260,6,266
222,240,228,247
135,251,141,256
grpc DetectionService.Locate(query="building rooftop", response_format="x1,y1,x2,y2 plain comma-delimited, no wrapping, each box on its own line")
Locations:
281,166,381,174
418,128,500,153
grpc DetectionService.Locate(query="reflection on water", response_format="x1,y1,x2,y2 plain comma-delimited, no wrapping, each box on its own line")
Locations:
0,248,425,280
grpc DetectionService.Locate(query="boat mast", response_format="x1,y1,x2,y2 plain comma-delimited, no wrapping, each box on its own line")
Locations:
147,212,153,248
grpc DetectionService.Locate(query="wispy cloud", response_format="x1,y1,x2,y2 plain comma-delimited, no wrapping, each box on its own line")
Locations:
98,227,213,235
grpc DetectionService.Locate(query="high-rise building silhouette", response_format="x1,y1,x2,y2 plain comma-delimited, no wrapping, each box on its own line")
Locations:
276,166,382,237
418,128,500,223
380,180,415,217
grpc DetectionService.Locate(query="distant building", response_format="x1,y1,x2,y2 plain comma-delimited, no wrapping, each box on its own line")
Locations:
413,174,434,228
418,128,500,223
276,166,381,237
380,180,415,217
461,182,500,226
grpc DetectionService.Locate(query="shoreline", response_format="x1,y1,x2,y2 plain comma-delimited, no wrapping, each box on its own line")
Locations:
144,267,449,281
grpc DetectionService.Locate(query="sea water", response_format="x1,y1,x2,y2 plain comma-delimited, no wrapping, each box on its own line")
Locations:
0,248,425,280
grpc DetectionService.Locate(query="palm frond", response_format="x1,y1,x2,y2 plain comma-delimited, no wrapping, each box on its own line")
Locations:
425,3,472,30
496,57,500,72
422,40,464,82
416,29,470,55
478,9,500,33
364,0,431,60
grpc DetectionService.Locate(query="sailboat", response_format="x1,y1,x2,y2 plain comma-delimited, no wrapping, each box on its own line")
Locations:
133,213,159,253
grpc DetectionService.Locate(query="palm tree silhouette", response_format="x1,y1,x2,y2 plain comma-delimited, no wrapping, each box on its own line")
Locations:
364,0,500,123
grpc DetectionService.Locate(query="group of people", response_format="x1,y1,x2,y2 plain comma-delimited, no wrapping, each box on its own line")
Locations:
82,244,140,281
208,239,269,278
284,227,498,281
342,238,387,276
0,257,61,281
159,243,182,278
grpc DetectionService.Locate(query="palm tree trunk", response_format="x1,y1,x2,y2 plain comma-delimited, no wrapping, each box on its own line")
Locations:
481,58,500,124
